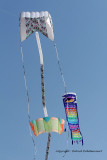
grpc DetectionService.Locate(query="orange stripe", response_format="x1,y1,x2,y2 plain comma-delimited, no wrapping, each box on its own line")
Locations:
30,122,37,136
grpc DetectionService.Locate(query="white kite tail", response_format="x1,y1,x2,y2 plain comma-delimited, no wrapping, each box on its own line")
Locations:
35,32,48,117
35,32,51,160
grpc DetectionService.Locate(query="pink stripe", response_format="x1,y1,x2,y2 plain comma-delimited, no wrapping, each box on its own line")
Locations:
51,117,58,120
36,118,43,122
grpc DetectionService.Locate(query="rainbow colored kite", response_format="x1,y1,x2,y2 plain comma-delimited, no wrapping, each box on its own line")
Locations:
62,92,83,145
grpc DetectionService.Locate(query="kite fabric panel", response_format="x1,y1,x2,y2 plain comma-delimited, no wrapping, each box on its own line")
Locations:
62,92,83,145
30,117,65,136
20,11,54,42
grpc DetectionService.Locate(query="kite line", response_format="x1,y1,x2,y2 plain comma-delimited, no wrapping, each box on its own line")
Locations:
54,43,67,94
21,43,37,160
54,43,70,148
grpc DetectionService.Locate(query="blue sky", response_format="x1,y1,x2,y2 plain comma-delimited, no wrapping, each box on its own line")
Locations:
0,0,107,160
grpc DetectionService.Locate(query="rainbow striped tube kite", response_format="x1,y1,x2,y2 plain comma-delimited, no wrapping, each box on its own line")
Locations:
30,117,65,136
62,93,83,145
